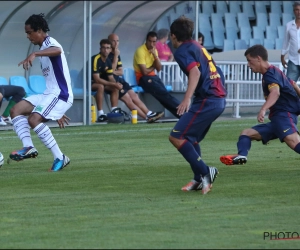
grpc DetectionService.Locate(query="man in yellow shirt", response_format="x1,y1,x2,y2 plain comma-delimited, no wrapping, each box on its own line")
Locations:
133,31,180,119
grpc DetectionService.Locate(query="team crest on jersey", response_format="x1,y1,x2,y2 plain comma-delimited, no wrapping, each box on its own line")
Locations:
34,105,44,112
148,79,152,83
42,66,50,77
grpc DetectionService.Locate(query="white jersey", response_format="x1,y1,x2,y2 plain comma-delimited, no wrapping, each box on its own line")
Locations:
39,36,73,103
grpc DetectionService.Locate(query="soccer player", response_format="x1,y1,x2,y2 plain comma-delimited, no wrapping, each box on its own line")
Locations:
0,85,26,125
220,44,300,166
107,33,164,123
9,13,73,172
169,16,227,194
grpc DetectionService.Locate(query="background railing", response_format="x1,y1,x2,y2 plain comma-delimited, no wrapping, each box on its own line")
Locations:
158,61,288,118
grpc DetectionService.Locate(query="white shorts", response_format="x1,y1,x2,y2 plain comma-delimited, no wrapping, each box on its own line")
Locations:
26,93,72,121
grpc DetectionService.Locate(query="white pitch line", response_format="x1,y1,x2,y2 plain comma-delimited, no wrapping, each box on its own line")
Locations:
0,122,257,140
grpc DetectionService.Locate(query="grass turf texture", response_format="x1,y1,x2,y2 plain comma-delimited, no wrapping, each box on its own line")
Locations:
0,119,299,249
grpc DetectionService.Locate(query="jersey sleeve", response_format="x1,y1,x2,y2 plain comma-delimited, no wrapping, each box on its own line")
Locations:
105,59,114,76
175,47,199,74
92,55,99,74
117,55,122,69
264,71,281,89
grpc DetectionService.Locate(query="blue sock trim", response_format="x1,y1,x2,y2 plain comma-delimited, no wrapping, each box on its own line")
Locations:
237,135,251,156
294,142,300,154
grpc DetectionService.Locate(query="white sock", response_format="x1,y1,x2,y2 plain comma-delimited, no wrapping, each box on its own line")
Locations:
12,115,34,147
33,123,63,160
111,107,118,111
147,111,153,116
98,110,104,116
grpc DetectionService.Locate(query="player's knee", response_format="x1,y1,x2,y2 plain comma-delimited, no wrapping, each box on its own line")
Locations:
10,105,19,118
93,84,104,92
241,128,254,137
28,113,43,128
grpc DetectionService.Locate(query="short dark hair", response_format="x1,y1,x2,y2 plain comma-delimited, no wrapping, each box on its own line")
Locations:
293,1,300,9
198,32,205,44
146,31,157,41
157,29,169,40
244,44,268,61
25,13,50,32
170,16,194,42
100,39,112,47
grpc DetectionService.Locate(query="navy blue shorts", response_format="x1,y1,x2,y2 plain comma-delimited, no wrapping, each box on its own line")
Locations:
170,98,226,143
252,112,299,144
105,78,132,99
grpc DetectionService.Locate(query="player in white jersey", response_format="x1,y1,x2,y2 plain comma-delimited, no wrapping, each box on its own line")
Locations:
9,13,73,172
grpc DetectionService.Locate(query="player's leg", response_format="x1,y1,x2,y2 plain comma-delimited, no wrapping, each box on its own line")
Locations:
286,60,300,81
105,86,119,111
127,89,164,122
220,123,274,165
92,83,107,122
119,92,146,119
139,76,180,119
276,114,300,154
284,133,300,152
1,86,26,125
0,87,6,125
170,99,224,194
27,94,71,171
9,99,38,161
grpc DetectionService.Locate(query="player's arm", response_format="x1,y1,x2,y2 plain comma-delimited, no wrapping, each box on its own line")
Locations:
111,53,123,76
257,84,280,123
168,53,174,62
177,66,200,116
138,64,155,76
107,75,123,90
18,47,61,70
149,48,162,72
56,114,70,129
114,65,123,76
292,80,300,97
92,73,121,89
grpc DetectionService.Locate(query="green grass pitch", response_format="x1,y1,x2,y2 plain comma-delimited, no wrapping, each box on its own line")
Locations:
0,119,299,248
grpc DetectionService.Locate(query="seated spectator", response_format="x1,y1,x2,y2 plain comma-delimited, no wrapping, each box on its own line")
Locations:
156,29,174,62
133,31,181,119
108,33,164,123
92,39,163,123
197,32,205,46
0,85,26,125
91,40,121,122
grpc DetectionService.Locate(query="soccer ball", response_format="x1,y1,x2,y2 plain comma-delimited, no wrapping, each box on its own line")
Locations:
0,152,4,167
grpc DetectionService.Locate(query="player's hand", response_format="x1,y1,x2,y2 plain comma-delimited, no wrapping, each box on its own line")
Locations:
18,53,36,70
149,47,156,55
281,58,287,69
257,109,265,123
114,47,120,56
57,114,70,129
115,82,123,90
177,98,191,116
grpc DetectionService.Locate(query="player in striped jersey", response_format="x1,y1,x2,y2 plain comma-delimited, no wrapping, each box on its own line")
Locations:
9,13,73,172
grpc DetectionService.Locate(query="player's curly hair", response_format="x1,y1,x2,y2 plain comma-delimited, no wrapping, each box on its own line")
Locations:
25,13,50,32
170,16,193,42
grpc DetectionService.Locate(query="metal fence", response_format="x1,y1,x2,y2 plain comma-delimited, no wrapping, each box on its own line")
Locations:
158,61,287,118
